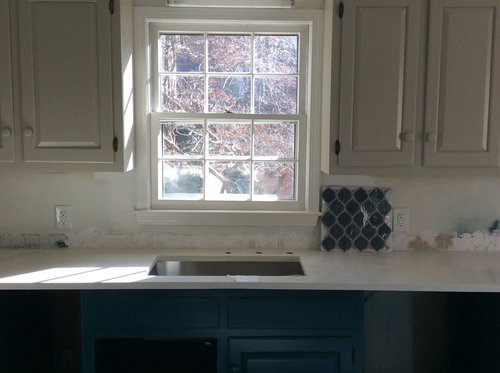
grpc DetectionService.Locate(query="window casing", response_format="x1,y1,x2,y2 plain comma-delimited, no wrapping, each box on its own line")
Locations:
150,23,307,211
134,7,323,225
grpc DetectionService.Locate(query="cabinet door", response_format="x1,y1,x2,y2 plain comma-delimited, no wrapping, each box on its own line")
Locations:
0,0,15,162
337,0,421,167
228,337,352,373
424,0,500,167
17,0,115,163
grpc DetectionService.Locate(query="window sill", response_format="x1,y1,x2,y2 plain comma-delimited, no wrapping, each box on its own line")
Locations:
135,210,320,227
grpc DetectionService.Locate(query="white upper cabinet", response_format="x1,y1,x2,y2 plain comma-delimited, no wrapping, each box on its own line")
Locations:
338,0,421,167
0,0,133,171
18,0,115,164
326,0,500,174
0,0,15,162
423,0,500,167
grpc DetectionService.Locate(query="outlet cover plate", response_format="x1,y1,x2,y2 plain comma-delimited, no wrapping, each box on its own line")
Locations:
55,205,72,230
393,208,409,232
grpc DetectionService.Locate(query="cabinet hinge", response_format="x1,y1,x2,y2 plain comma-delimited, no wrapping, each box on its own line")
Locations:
113,137,118,153
334,140,341,155
352,349,357,364
339,2,344,18
109,0,115,14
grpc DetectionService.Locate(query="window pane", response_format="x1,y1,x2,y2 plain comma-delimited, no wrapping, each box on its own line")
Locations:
253,161,295,201
208,122,251,156
208,34,251,72
255,35,298,74
161,75,204,113
153,27,306,205
206,161,250,200
208,76,251,113
162,160,204,199
254,121,296,158
159,34,204,72
162,121,204,156
254,77,297,114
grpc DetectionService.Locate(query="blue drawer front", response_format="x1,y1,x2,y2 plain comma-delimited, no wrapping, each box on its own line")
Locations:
88,293,219,329
227,296,357,329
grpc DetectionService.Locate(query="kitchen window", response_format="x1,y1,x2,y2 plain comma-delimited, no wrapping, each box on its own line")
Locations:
134,7,325,226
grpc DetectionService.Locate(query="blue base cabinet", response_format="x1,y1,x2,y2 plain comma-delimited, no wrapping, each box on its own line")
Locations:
81,290,363,373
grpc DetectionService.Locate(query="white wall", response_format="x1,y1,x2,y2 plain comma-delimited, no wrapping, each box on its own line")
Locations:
0,171,137,234
3,1,497,248
1,170,499,249
321,173,500,235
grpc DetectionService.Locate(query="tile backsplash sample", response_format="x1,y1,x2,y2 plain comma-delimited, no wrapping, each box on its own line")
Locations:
321,187,392,251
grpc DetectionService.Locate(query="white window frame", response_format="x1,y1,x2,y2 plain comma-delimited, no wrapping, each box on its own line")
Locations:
151,23,307,211
134,6,324,226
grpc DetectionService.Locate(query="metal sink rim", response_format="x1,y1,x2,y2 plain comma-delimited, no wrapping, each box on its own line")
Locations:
149,255,305,277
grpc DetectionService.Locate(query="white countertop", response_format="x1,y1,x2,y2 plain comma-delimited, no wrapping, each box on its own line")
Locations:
0,248,498,292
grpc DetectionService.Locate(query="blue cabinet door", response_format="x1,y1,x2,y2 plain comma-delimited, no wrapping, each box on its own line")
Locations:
228,337,352,373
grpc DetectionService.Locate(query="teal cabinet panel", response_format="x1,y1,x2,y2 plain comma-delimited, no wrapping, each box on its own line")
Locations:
227,295,356,329
228,337,352,373
86,291,219,329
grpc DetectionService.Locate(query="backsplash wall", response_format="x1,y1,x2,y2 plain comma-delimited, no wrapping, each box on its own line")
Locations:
0,171,499,249
322,174,500,235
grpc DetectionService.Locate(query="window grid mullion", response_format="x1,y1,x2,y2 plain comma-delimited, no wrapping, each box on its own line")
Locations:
250,33,256,201
203,118,208,200
250,119,255,201
251,32,256,115
204,31,209,114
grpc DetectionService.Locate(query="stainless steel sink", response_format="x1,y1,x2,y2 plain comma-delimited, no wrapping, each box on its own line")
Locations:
149,256,305,276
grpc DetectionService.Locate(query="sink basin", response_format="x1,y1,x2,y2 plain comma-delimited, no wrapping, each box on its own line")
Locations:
149,256,305,276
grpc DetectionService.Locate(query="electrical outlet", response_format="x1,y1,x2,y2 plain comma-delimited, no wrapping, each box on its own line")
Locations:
55,205,72,230
393,208,409,232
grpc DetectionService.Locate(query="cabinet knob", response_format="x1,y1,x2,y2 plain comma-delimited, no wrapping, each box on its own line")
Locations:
1,127,11,138
23,127,33,137
228,364,240,373
401,131,414,143
425,132,437,143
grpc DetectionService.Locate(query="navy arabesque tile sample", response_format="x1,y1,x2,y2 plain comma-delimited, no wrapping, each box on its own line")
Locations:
321,187,392,251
